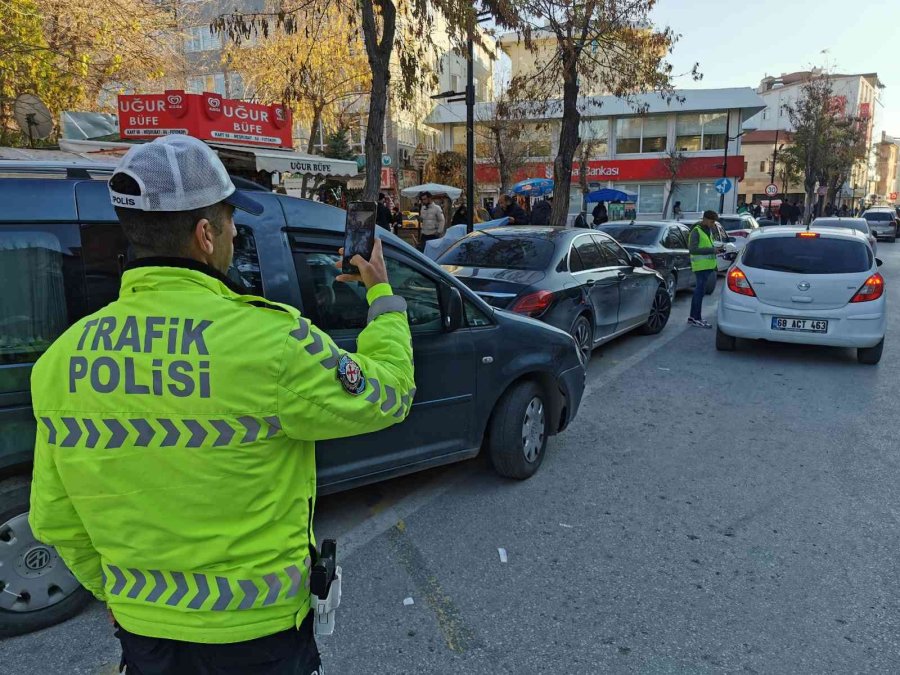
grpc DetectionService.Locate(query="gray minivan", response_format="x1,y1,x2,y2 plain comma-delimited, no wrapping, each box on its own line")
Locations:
0,161,585,636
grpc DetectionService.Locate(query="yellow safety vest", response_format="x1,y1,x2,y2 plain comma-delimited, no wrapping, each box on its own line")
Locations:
690,225,718,272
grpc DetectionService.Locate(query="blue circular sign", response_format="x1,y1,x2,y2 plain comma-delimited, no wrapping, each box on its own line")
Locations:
714,178,733,195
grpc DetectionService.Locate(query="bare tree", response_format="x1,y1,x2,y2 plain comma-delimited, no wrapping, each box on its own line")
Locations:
503,1,694,226
476,87,532,194
660,148,686,218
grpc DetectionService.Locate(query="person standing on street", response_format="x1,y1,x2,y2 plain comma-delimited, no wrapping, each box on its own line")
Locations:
592,200,608,225
418,191,445,250
28,135,416,674
450,199,468,226
673,200,683,220
779,199,790,225
688,210,724,328
376,192,393,230
529,195,552,225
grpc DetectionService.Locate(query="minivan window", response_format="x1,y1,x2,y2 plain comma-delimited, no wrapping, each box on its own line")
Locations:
298,250,441,333
0,226,86,365
228,225,264,295
742,236,872,275
439,233,555,270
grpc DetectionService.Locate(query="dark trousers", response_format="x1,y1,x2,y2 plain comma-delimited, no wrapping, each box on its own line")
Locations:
691,269,714,320
419,233,440,251
117,612,322,675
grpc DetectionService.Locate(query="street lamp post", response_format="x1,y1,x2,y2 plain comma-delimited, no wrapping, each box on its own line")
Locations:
431,9,491,235
768,131,784,217
717,111,745,213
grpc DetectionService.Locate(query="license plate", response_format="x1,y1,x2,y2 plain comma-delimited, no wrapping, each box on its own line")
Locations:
771,317,828,333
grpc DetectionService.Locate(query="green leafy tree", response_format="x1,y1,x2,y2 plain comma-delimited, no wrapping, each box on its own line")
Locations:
325,126,356,160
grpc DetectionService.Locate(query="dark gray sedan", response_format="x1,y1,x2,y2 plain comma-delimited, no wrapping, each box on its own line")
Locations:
596,220,695,299
438,227,671,362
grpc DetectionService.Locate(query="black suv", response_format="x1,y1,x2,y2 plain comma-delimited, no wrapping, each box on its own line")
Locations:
0,160,585,636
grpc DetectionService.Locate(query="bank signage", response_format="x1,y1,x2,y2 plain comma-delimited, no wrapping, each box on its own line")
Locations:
476,156,746,185
118,91,293,148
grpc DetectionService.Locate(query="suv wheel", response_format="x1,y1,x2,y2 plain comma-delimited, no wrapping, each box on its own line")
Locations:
487,381,548,480
0,476,91,637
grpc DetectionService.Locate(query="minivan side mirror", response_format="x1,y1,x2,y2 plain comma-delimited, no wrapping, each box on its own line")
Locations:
876,257,884,267
442,285,464,332
629,252,644,268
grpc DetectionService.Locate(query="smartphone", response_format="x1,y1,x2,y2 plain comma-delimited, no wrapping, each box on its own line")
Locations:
342,201,377,274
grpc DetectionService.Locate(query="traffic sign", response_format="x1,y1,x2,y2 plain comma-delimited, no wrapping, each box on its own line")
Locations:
765,183,778,197
381,154,392,167
714,177,732,195
891,192,898,202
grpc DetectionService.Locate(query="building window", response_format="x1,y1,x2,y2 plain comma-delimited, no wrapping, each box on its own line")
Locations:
522,123,553,159
759,161,766,172
579,119,609,157
228,73,245,99
616,116,667,154
186,73,226,96
184,26,222,53
675,113,727,152
698,182,720,212
452,125,466,154
613,183,664,213
672,182,699,213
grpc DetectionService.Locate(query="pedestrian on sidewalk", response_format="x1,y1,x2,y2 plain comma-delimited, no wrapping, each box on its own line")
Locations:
592,200,608,225
28,135,415,675
530,195,552,225
688,210,724,328
418,191,445,250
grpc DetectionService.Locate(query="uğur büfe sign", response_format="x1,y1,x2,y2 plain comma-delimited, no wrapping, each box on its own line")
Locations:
118,91,292,149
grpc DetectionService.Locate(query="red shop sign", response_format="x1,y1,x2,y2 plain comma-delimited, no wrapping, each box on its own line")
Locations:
118,91,293,149
476,155,746,185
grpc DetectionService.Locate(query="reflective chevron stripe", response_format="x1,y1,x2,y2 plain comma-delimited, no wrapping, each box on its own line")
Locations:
105,559,312,611
44,416,282,448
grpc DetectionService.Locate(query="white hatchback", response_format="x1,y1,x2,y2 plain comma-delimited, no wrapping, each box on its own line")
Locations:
716,227,886,364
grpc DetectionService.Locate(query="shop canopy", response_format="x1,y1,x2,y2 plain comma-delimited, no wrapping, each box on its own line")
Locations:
585,188,637,203
400,183,462,200
209,143,358,178
511,178,554,196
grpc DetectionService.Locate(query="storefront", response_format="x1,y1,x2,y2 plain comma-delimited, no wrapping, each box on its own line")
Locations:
115,90,358,191
427,87,765,220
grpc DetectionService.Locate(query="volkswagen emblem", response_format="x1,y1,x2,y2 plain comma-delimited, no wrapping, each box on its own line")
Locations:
797,282,811,291
24,547,51,571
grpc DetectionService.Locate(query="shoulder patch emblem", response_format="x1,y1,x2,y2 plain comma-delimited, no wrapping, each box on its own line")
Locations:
337,354,366,395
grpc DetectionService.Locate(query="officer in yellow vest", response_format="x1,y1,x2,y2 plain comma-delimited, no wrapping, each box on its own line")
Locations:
29,135,415,673
688,210,725,328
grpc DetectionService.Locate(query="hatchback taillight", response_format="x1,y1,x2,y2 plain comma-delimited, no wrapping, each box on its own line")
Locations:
511,290,555,316
726,267,756,297
850,273,885,303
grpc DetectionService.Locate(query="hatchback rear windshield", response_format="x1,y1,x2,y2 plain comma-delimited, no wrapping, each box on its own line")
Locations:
597,225,659,245
439,233,555,270
863,212,894,221
718,217,748,231
742,237,872,274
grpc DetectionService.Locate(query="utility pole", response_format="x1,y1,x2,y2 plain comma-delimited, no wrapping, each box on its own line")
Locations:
719,111,731,213
465,12,475,234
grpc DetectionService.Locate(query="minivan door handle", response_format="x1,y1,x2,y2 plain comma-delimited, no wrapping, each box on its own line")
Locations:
585,279,596,287
617,271,627,280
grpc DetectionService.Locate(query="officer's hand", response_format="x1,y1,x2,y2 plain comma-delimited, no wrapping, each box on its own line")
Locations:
336,237,389,289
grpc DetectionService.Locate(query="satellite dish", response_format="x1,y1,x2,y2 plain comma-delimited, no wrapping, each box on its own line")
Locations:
14,94,54,146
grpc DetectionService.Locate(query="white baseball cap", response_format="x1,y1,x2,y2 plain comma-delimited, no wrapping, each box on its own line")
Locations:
109,134,263,216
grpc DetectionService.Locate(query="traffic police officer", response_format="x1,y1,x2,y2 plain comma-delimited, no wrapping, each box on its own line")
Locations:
29,135,415,673
688,209,724,329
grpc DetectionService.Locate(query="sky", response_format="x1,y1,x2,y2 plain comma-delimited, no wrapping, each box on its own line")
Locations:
650,0,900,139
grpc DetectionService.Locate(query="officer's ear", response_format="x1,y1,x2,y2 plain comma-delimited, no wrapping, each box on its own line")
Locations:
193,217,217,256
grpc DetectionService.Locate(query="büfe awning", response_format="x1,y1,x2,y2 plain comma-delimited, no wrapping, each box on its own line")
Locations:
209,143,358,178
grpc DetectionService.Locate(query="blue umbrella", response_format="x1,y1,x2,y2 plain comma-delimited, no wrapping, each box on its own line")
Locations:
585,188,637,203
511,178,554,196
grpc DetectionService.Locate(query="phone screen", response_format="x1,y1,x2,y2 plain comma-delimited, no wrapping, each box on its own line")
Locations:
343,201,377,274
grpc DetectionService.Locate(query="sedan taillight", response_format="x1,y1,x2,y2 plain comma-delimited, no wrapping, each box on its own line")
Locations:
639,252,655,268
511,290,555,316
726,267,756,297
850,273,885,303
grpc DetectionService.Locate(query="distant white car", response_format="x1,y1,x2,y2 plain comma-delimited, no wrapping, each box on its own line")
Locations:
811,217,877,255
716,227,886,364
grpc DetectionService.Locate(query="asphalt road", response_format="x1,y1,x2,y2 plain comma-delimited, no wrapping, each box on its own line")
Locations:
5,245,900,674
